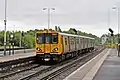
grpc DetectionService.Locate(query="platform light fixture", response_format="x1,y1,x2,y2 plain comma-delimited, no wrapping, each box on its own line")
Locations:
4,0,7,56
43,8,55,31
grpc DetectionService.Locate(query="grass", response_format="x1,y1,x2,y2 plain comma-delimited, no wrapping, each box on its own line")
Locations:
104,43,117,48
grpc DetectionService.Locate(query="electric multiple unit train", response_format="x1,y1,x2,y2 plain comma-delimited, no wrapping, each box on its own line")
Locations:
35,29,95,62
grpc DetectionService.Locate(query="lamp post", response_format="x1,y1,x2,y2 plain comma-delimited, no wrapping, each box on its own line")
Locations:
112,6,119,43
43,8,55,30
4,0,7,55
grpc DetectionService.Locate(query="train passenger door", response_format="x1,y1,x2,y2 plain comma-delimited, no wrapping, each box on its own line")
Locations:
44,33,51,53
63,36,69,53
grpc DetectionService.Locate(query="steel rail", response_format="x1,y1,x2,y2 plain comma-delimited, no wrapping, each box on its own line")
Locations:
19,48,104,80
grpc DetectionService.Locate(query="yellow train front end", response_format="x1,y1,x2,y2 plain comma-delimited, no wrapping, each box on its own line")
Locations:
35,29,63,62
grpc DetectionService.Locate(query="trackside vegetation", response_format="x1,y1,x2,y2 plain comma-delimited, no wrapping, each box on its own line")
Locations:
0,28,100,48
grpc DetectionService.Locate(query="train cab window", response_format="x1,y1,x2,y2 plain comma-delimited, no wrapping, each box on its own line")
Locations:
52,34,58,44
44,34,51,44
36,33,44,44
45,36,50,44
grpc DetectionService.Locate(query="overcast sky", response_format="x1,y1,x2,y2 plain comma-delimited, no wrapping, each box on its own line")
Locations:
0,0,120,37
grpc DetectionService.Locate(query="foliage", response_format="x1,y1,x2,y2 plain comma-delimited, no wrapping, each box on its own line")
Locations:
0,30,35,48
0,28,101,48
100,34,119,46
55,26,62,32
62,28,100,44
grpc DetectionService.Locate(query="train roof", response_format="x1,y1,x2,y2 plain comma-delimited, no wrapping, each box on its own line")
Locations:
36,29,94,39
58,32,94,40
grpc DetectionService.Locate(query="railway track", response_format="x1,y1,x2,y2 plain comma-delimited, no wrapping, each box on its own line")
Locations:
1,65,51,80
0,56,35,72
0,56,36,80
41,48,104,80
0,64,39,79
19,48,104,80
0,51,89,80
0,47,104,80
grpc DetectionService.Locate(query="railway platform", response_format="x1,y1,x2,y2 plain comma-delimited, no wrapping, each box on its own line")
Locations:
0,50,35,63
0,49,35,56
64,48,119,80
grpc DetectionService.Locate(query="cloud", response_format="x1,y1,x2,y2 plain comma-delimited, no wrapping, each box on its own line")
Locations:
0,0,120,37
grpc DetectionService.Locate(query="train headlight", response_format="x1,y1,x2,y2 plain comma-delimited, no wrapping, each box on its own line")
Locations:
37,48,40,51
37,48,42,52
52,47,58,52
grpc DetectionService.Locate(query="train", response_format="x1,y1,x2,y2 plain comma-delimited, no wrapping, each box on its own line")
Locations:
35,29,95,63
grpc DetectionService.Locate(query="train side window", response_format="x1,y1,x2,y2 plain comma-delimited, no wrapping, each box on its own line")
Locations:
81,38,82,43
91,39,92,46
79,38,80,44
70,38,74,44
76,38,79,44
65,38,67,45
83,38,84,44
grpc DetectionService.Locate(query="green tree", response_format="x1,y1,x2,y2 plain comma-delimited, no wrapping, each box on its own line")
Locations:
24,34,35,48
0,31,4,46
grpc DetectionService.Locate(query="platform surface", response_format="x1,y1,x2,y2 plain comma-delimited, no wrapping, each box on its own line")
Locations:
0,49,35,56
64,49,119,80
93,49,120,80
0,51,35,63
